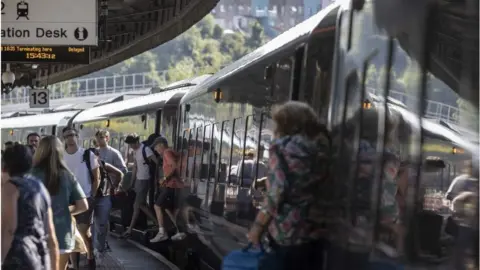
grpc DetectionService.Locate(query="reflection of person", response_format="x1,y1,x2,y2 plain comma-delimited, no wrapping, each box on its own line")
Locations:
247,101,330,270
451,191,479,270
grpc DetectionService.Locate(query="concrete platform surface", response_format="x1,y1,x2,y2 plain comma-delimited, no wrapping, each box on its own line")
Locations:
79,235,174,270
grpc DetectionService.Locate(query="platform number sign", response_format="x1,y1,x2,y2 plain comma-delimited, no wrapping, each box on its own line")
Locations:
29,88,49,108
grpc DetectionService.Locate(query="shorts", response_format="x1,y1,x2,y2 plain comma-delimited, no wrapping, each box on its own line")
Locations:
155,187,189,210
134,180,150,206
74,197,94,225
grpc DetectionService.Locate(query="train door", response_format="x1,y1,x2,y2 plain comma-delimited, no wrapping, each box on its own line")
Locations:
328,0,478,269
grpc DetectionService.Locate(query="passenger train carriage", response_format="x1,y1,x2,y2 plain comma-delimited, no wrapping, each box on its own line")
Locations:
1,0,478,269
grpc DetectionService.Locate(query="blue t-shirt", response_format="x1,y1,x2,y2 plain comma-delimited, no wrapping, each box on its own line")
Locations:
31,168,86,251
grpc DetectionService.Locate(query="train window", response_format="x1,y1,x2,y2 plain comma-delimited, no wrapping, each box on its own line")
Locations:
209,120,230,217
185,128,195,187
272,57,294,103
191,126,203,194
237,115,256,188
111,137,119,150
201,125,212,181
209,123,220,183
146,112,156,136
178,130,187,180
227,117,243,185
219,120,232,184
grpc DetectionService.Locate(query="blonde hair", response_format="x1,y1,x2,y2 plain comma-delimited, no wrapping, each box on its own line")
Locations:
272,101,323,139
33,135,73,195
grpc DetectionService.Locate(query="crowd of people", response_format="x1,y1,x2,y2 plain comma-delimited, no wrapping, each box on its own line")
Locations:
1,127,185,270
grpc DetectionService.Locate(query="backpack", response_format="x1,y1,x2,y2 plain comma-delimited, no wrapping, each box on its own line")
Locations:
83,148,114,197
141,144,157,180
83,149,94,183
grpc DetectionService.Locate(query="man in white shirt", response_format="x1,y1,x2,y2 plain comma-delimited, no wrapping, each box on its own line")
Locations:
121,134,158,238
63,127,100,270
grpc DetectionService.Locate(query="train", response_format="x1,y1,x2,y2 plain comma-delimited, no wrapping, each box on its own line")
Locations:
1,0,478,269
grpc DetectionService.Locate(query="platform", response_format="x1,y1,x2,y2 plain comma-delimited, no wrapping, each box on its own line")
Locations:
78,235,175,270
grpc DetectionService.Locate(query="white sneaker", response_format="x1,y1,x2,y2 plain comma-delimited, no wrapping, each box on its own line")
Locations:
171,232,186,241
150,231,168,243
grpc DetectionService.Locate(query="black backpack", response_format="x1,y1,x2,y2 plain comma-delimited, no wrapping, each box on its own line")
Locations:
83,148,115,197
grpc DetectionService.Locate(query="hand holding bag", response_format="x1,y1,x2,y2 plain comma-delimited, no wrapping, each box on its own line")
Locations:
222,243,265,270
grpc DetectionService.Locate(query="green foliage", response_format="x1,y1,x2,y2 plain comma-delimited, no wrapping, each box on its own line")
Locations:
92,14,268,84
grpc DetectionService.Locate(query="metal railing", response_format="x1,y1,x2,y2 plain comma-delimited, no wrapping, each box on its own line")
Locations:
1,71,169,105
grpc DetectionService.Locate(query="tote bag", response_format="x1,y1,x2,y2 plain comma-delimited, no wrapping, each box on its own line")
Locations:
222,243,265,270
71,216,87,254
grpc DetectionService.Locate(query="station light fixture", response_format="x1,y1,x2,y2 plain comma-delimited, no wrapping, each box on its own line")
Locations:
214,88,223,103
2,64,16,94
363,99,372,109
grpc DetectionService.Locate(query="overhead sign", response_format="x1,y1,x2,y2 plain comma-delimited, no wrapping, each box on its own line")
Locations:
1,45,90,64
29,88,49,108
1,0,97,46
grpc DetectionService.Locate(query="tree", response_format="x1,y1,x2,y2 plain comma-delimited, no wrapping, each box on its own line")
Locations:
71,14,270,91
245,21,266,51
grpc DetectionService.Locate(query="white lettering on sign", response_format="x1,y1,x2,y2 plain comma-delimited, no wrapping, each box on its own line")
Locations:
1,0,97,46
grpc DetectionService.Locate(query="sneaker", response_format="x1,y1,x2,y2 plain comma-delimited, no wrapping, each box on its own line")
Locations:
171,232,186,241
150,231,168,243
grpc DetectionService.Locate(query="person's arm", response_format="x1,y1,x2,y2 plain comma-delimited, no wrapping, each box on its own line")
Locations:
68,178,88,215
1,182,19,261
254,145,287,228
90,152,101,197
104,162,124,189
46,207,59,270
131,159,137,186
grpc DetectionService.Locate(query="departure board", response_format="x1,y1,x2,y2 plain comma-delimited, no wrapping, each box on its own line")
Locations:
1,45,90,64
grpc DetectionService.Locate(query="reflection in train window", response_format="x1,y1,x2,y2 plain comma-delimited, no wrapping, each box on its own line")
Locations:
209,123,220,183
228,118,243,185
185,129,195,186
193,126,203,181
179,130,189,181
218,120,231,184
273,57,294,103
237,115,255,187
202,125,212,181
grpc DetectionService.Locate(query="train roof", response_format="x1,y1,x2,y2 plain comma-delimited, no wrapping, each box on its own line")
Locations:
180,3,340,103
73,87,189,123
1,110,79,129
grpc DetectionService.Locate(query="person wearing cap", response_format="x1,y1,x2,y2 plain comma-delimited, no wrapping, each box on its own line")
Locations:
150,137,186,242
122,134,158,238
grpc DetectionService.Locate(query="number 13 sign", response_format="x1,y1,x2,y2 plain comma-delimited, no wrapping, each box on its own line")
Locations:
29,88,49,108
